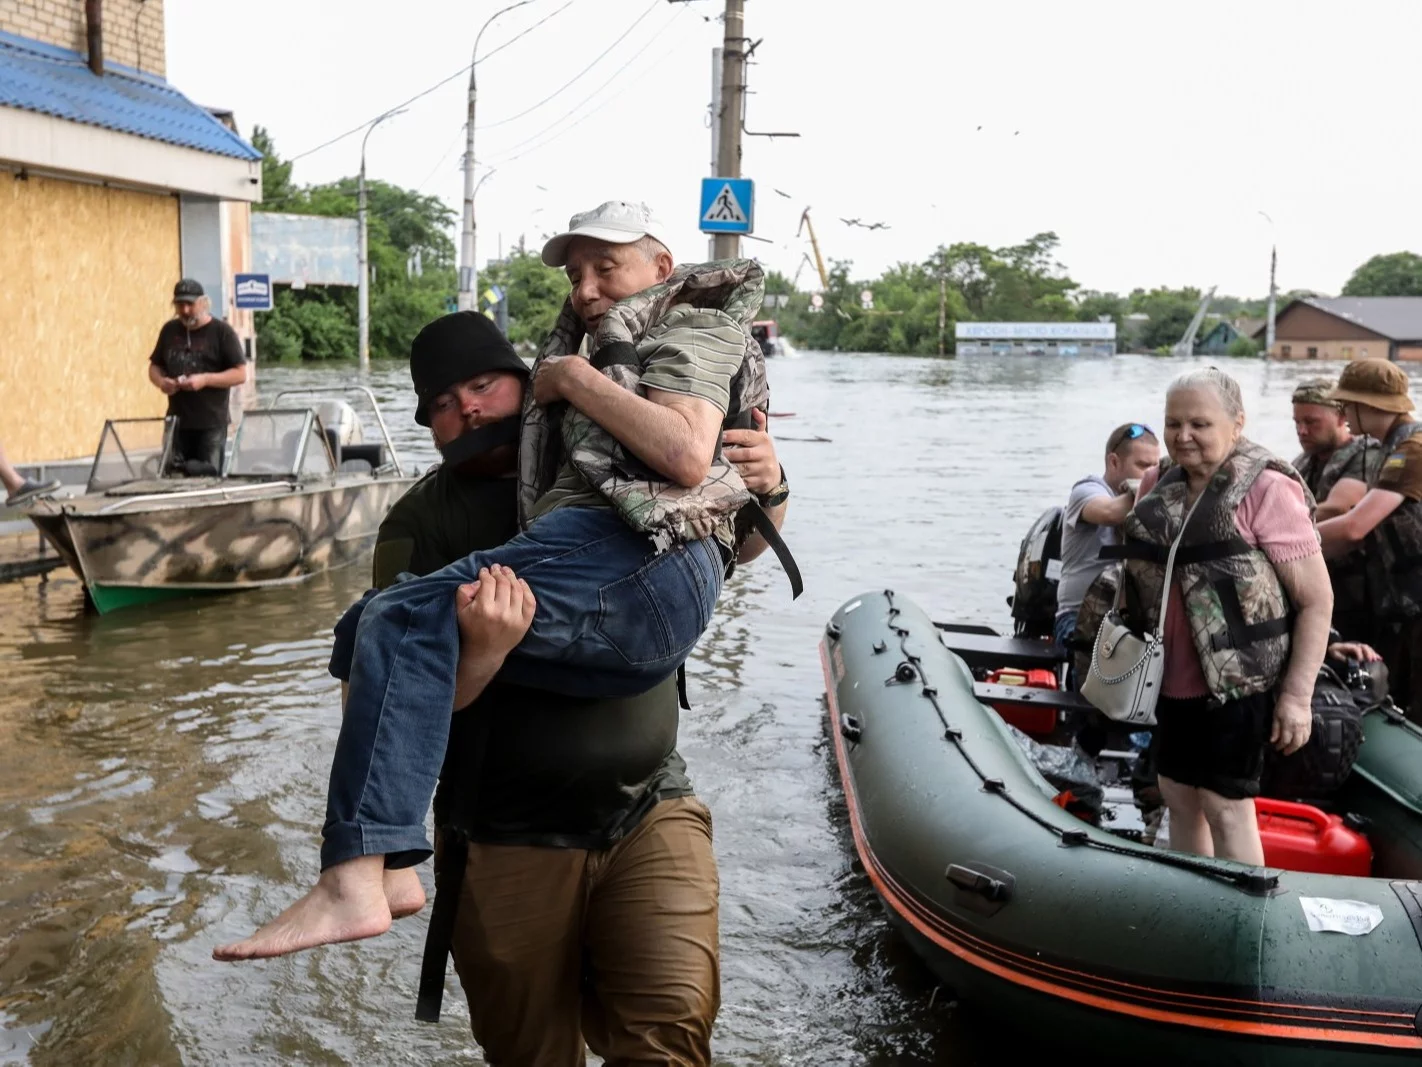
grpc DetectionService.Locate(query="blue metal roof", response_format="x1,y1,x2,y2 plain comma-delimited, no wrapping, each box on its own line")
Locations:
0,30,260,161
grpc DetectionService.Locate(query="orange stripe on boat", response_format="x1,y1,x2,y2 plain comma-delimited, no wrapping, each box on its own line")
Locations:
819,641,1422,1050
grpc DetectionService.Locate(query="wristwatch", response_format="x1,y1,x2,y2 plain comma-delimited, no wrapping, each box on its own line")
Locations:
757,465,789,508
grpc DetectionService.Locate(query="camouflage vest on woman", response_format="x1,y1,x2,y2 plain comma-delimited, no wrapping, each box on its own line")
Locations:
518,259,769,551
1293,436,1380,623
1112,439,1314,704
1365,421,1422,620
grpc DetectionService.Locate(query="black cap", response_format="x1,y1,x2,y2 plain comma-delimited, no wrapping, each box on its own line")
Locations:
410,311,529,426
173,278,204,302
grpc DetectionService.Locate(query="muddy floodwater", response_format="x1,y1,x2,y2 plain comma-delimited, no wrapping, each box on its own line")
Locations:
0,352,1372,1064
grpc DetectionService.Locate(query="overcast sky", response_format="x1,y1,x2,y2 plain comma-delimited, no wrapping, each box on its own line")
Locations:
166,0,1422,300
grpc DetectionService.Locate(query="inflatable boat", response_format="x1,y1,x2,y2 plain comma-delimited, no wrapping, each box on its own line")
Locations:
822,588,1422,1066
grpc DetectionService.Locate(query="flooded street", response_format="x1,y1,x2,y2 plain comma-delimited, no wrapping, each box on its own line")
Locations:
0,352,1384,1065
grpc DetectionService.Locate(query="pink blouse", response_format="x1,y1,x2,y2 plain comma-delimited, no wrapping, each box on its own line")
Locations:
1134,466,1319,699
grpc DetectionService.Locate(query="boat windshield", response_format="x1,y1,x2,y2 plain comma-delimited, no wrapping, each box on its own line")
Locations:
86,417,176,493
228,410,334,478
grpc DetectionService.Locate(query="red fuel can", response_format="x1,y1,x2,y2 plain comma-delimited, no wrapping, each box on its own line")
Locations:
1255,797,1372,877
985,667,1059,738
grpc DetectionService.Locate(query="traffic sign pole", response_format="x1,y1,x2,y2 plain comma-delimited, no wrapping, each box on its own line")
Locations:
712,0,744,260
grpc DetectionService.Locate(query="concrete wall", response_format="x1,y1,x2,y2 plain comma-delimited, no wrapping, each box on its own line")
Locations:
0,0,166,77
0,172,176,461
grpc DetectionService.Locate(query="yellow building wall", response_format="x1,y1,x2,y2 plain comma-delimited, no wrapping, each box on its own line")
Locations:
0,174,177,462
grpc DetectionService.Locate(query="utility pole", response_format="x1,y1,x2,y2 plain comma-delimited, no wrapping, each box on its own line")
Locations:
1266,243,1278,358
708,45,722,261
712,0,745,261
459,0,535,313
358,107,404,371
938,274,947,357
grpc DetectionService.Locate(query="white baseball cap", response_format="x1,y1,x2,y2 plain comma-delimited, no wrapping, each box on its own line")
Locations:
541,200,671,267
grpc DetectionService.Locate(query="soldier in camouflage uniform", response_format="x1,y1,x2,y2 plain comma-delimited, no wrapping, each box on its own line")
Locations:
1107,368,1332,865
1289,377,1382,644
216,202,791,990
1319,360,1422,722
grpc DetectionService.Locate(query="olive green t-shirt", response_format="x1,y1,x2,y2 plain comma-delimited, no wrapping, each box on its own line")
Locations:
1375,437,1422,503
525,305,747,521
373,461,693,849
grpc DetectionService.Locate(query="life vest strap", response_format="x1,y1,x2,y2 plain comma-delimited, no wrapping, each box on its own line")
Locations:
1208,577,1292,652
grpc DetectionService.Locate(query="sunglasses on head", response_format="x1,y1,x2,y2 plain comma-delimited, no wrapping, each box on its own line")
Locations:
1111,423,1154,449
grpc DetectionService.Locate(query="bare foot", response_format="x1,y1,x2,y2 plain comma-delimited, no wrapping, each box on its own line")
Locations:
213,855,391,961
384,866,426,919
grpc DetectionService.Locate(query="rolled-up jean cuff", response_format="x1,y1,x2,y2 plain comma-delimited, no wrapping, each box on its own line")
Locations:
320,820,432,871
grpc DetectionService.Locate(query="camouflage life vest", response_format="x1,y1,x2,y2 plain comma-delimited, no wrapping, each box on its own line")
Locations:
1109,439,1314,704
518,260,769,552
1069,562,1120,689
1364,421,1422,620
1293,437,1381,624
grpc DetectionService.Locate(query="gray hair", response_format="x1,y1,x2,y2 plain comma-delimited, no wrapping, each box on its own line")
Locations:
1166,365,1245,418
635,235,671,263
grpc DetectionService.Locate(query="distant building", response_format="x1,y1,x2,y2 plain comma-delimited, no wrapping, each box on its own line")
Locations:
1252,297,1422,362
0,2,261,462
955,321,1116,357
1195,320,1255,355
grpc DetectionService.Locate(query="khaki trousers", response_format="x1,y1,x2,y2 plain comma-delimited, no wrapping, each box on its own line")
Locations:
443,796,720,1066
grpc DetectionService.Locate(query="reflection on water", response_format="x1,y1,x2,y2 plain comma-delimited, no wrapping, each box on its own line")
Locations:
0,354,1391,1064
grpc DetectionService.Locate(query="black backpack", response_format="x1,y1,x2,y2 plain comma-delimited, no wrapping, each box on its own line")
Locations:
1008,506,1064,639
1260,662,1376,800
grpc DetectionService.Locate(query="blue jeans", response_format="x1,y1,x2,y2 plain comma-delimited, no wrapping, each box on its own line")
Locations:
321,506,723,870
1054,610,1079,692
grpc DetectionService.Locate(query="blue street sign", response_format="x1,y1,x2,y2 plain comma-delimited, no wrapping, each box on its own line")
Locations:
234,273,273,311
699,178,754,234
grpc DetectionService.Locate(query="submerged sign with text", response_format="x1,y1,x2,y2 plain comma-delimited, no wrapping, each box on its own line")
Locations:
954,322,1117,341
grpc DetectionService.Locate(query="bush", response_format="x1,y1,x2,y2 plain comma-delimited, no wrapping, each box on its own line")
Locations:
1227,335,1261,357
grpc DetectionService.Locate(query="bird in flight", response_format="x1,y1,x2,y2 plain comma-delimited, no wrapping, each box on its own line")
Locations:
840,217,861,226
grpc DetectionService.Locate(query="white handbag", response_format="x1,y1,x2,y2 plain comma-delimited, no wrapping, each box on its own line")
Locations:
1081,493,1205,727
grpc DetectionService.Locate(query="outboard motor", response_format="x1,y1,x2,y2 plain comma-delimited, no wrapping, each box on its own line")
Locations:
1008,506,1064,639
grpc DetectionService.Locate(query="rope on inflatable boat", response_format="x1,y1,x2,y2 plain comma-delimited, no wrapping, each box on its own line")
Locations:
877,589,1280,896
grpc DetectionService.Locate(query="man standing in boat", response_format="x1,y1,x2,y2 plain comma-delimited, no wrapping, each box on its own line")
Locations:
1288,377,1380,646
322,205,788,1063
1054,422,1160,687
1317,360,1422,722
147,278,248,474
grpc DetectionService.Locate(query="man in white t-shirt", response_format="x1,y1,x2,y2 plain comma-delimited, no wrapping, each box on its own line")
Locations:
1055,422,1161,687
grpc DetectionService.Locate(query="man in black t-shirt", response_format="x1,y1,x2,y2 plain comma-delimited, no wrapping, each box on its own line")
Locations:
147,278,247,474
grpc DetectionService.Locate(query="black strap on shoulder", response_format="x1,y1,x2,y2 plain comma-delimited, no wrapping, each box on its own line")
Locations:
415,831,470,1023
437,416,521,470
743,500,803,598
1099,537,1252,566
590,341,640,371
1208,578,1292,652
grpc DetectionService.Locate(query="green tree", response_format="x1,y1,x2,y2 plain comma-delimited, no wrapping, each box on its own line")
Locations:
251,125,294,207
1129,287,1204,350
1342,252,1422,297
480,251,572,348
1227,335,1261,357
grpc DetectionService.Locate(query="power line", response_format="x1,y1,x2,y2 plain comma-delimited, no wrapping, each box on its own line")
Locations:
477,0,661,130
285,0,577,165
485,5,690,164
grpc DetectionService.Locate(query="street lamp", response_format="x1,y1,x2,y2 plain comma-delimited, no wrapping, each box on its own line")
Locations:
1258,209,1277,358
458,0,537,312
359,107,406,370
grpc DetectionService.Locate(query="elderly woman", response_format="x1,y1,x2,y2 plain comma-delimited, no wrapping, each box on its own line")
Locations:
1119,368,1333,864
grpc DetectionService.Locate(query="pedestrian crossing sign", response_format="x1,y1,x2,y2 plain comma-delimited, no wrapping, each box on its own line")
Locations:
699,177,754,234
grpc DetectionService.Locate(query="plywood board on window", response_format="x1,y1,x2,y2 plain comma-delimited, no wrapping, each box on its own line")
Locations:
0,174,178,462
